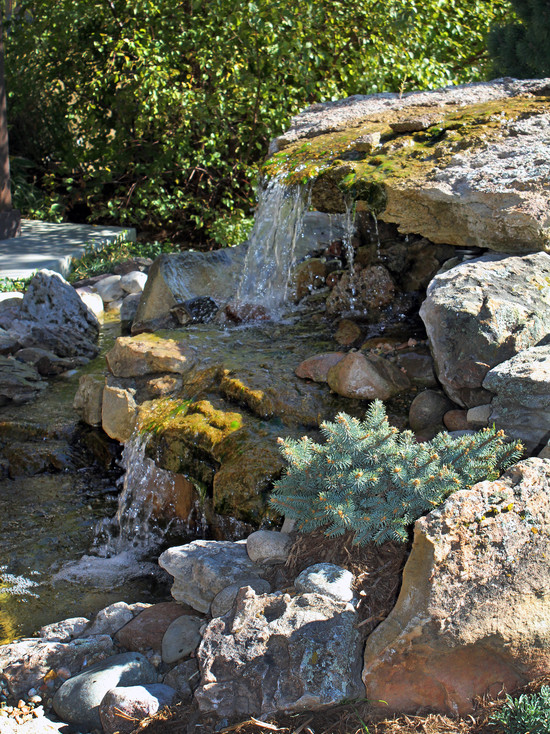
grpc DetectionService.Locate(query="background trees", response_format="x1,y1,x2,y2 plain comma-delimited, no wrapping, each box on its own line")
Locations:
488,0,550,78
6,0,511,246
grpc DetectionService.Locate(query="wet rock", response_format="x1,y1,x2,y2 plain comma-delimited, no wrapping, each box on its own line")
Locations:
0,635,114,699
162,659,199,700
133,247,247,330
38,618,90,643
84,601,136,637
224,301,271,323
362,458,550,715
20,270,99,343
0,326,19,355
334,319,361,346
196,587,363,719
246,530,292,565
394,348,437,388
483,344,550,451
0,356,45,406
171,295,220,325
443,409,470,432
52,652,157,731
73,374,105,427
327,351,410,400
120,270,148,294
295,352,345,382
4,441,74,477
99,684,177,734
158,539,268,614
14,347,76,376
294,564,354,603
161,614,203,664
116,602,194,653
408,389,455,434
94,274,125,303
326,265,395,316
101,385,138,442
293,258,327,301
106,334,196,377
211,578,272,618
120,292,141,325
419,252,550,407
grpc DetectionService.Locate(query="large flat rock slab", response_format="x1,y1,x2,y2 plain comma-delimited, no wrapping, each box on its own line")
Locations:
267,78,550,253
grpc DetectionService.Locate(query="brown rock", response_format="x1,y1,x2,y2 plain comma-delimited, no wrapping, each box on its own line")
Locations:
294,352,345,383
101,385,138,442
363,458,550,715
408,389,455,433
293,258,327,301
394,350,437,388
106,334,196,378
116,602,194,653
326,265,395,315
443,409,470,432
327,352,410,400
335,319,362,346
224,302,270,323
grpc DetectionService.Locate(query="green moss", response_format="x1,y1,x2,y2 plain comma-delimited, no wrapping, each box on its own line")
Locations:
265,96,550,213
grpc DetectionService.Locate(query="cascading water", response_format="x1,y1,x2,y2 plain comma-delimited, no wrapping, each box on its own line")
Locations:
236,176,312,311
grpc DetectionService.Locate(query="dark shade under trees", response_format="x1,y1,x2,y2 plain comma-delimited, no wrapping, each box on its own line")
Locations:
488,0,550,78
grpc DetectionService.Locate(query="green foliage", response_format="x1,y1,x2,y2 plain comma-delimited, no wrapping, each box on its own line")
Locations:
489,686,550,733
5,0,510,244
488,0,550,77
270,400,523,545
0,275,33,293
68,238,174,282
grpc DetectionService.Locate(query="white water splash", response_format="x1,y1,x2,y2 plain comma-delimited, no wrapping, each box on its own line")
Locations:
236,177,312,311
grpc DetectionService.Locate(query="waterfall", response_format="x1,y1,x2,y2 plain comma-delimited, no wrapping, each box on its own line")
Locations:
236,176,312,311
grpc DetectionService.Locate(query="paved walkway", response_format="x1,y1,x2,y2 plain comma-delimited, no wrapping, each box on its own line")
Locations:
0,220,136,280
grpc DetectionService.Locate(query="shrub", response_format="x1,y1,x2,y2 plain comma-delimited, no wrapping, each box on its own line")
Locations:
270,400,523,545
489,686,550,733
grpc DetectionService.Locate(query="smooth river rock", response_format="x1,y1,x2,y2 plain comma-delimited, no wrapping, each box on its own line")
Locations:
327,351,410,400
362,458,550,715
52,652,157,731
99,684,177,734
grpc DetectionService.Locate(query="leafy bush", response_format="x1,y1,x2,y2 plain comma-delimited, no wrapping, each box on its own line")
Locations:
270,400,523,545
490,686,550,733
5,0,511,244
0,275,33,293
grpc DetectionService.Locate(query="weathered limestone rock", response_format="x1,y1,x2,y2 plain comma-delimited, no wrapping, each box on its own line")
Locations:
120,270,148,294
211,578,272,618
73,374,105,427
106,334,196,377
158,540,267,614
362,458,550,715
483,344,550,451
77,289,104,319
0,635,114,698
326,265,395,315
419,252,550,407
38,617,90,643
270,79,550,254
133,247,248,330
294,564,354,603
327,351,410,400
101,385,138,442
53,652,157,731
195,587,363,719
7,319,98,361
100,684,177,734
295,352,345,382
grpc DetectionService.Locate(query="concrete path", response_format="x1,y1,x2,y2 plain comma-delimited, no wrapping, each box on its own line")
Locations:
0,220,136,280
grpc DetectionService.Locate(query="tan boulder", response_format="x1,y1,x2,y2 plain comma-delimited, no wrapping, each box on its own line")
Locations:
73,374,105,427
102,386,138,442
327,351,410,400
106,334,195,378
362,458,550,715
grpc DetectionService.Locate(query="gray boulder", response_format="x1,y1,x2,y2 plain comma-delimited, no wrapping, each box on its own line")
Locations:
195,586,363,719
294,564,355,603
483,344,550,451
158,539,267,614
161,614,203,664
420,252,550,407
246,530,292,565
211,577,272,618
52,652,157,731
0,356,45,406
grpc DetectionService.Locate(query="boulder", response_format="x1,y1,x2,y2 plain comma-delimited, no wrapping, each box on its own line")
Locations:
7,319,98,361
0,635,114,698
295,352,345,382
211,578,272,618
106,334,196,378
120,270,148,294
326,265,395,315
73,374,105,427
419,252,550,407
116,602,193,653
195,587,363,719
0,356,45,406
52,652,157,731
101,385,138,442
362,458,550,715
408,389,455,434
293,258,327,301
38,617,90,643
327,351,410,400
14,347,76,376
294,564,355,603
161,614,203,664
334,319,362,346
133,247,248,330
246,530,292,565
99,684,177,734
84,601,136,637
20,270,99,342
77,289,104,319
162,659,199,701
94,274,125,303
120,292,142,325
483,344,550,451
158,539,267,614
271,79,550,253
